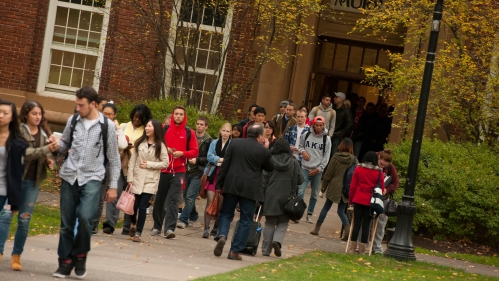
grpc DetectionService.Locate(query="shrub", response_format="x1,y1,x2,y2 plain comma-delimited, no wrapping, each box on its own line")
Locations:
388,139,499,245
114,99,231,138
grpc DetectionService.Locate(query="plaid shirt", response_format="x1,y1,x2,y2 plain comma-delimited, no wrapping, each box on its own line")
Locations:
58,113,121,189
284,124,309,161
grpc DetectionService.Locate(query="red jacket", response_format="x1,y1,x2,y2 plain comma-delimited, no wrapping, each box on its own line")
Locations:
161,113,198,174
349,164,385,206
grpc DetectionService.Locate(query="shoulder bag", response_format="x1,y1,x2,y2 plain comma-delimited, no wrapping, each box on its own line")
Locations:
116,183,135,215
385,194,398,217
284,183,307,221
199,163,212,199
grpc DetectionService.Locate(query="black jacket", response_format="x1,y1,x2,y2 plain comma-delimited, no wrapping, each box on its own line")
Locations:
333,105,353,139
6,138,28,211
216,138,273,203
351,111,370,142
261,153,303,216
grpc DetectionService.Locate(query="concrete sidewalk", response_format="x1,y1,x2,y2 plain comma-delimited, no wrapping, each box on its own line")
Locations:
1,190,498,280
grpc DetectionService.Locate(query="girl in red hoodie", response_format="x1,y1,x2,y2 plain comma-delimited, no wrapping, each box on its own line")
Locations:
348,151,385,254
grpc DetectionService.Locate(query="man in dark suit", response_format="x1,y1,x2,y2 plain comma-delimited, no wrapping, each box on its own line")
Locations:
213,123,274,260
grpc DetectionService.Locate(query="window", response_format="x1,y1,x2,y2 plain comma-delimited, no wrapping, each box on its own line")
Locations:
165,0,232,113
37,0,110,97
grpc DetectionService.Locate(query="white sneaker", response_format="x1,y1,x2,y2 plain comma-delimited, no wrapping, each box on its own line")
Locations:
188,220,196,227
177,222,187,229
150,229,160,236
164,230,176,239
306,214,313,224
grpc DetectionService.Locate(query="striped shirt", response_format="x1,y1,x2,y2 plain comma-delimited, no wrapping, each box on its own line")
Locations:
58,113,121,189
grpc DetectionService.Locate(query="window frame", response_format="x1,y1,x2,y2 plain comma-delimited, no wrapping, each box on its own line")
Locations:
164,0,233,113
37,0,111,99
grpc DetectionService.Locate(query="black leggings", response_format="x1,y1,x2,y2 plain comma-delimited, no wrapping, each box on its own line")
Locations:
129,193,153,235
351,203,372,243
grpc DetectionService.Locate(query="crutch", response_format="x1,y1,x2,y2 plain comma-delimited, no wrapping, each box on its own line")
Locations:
345,206,355,253
368,215,380,256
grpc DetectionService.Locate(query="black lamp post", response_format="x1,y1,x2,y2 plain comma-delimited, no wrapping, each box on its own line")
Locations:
384,0,444,261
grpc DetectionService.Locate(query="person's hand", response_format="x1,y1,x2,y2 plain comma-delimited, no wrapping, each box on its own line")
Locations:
47,135,56,144
125,143,134,151
139,160,147,169
172,151,184,158
113,120,120,130
383,189,387,196
46,157,55,170
302,151,310,161
48,141,59,152
319,191,324,198
308,168,319,177
167,147,174,154
218,158,224,163
105,189,118,203
188,158,196,165
290,146,298,152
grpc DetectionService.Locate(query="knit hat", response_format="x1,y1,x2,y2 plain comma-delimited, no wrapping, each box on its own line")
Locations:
279,101,289,107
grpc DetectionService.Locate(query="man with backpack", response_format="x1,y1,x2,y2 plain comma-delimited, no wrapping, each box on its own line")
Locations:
151,106,199,239
54,86,121,279
308,94,336,137
297,116,332,224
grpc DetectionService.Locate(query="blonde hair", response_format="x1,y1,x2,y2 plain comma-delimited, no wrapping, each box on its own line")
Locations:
344,100,351,109
218,122,233,139
379,148,393,162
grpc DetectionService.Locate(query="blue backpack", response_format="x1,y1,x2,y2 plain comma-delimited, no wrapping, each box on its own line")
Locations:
342,157,357,198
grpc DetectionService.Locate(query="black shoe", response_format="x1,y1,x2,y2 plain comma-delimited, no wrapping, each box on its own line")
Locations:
272,241,282,257
121,229,130,235
210,227,218,237
53,260,74,278
102,222,114,234
92,228,98,235
214,236,226,257
73,255,87,279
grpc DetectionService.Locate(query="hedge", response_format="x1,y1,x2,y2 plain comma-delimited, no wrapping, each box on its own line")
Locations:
114,99,231,138
388,139,499,245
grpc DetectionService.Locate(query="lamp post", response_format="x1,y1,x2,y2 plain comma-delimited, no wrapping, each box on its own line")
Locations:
384,0,444,261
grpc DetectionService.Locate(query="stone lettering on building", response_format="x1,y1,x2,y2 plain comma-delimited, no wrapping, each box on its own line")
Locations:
331,0,383,13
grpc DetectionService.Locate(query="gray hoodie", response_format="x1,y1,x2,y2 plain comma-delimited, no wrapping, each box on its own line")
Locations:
308,102,336,137
298,127,332,172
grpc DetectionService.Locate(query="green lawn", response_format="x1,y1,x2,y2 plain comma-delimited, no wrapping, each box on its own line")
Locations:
416,247,499,268
8,203,60,239
197,251,499,281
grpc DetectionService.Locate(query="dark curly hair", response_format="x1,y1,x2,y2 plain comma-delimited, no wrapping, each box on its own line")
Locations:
129,104,152,127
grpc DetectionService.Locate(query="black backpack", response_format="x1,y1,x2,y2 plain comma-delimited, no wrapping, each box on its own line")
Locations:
163,124,192,151
304,131,327,156
342,156,357,198
67,113,109,165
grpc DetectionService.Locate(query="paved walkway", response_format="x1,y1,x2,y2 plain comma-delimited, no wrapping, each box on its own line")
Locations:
0,190,498,280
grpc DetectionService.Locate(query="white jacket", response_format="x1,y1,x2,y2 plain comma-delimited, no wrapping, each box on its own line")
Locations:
127,141,169,195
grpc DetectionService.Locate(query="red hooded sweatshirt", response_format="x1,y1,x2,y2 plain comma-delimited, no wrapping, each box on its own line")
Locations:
161,111,199,174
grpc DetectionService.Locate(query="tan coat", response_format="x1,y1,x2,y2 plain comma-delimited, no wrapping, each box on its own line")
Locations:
127,141,169,195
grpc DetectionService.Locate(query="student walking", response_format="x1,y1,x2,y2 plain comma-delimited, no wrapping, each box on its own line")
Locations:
127,120,169,243
0,101,30,269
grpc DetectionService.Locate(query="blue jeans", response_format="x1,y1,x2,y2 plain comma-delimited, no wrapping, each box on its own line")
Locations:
217,193,256,253
179,173,200,224
0,180,40,255
317,198,349,225
297,169,322,215
58,180,101,260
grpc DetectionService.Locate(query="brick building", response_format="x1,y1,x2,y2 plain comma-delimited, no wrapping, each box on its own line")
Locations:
0,0,407,137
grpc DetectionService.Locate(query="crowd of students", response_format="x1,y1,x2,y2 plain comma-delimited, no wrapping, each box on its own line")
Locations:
0,86,400,278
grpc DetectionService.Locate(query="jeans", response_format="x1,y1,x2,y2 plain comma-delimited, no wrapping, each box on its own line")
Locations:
152,173,183,233
217,193,256,253
331,136,341,155
0,179,40,256
179,173,200,224
352,203,372,244
93,179,108,231
317,198,349,226
297,169,322,215
58,179,101,260
104,172,130,231
129,193,153,236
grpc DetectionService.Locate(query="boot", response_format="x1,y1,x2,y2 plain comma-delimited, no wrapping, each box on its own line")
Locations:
11,254,22,271
347,241,357,254
310,223,322,235
341,224,351,241
358,243,367,255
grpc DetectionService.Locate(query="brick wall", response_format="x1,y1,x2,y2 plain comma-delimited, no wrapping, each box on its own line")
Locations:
0,0,47,92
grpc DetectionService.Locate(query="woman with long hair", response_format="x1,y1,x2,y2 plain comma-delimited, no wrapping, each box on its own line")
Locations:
232,124,242,139
311,138,357,239
103,103,152,235
0,101,30,270
261,139,303,257
127,119,169,242
348,151,385,254
263,120,276,149
202,123,232,238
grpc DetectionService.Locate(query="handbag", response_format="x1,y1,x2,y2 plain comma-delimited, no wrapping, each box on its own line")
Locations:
385,194,398,217
116,183,135,215
205,191,221,220
369,171,384,217
284,185,307,221
199,164,212,199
